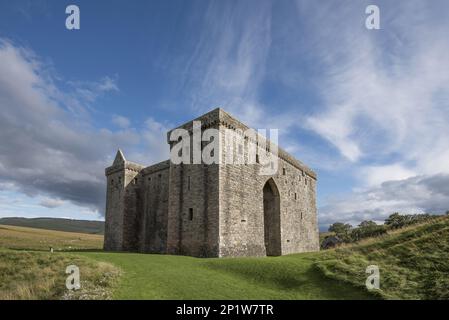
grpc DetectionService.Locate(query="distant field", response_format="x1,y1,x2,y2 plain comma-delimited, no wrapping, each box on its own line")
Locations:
0,217,104,235
0,224,103,251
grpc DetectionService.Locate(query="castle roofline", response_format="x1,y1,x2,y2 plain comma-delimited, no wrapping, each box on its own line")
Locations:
167,108,317,179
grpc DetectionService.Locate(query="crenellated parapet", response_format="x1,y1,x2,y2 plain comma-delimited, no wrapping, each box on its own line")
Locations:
165,108,316,179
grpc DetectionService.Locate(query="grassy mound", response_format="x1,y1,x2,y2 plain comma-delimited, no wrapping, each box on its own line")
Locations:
315,216,449,299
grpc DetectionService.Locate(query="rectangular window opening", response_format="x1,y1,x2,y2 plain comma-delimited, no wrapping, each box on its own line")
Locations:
189,208,193,221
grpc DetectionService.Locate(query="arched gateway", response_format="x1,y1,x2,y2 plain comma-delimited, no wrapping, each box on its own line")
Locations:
263,178,281,256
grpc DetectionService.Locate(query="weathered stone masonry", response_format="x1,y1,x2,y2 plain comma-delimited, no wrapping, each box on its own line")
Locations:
104,108,319,257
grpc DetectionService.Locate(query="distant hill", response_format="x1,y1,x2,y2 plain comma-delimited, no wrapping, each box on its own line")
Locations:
0,217,104,235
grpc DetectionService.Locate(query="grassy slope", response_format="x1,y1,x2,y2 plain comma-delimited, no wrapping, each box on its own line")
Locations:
0,217,104,235
315,216,449,299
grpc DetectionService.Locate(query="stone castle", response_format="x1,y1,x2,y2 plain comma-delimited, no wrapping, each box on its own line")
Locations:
104,108,319,257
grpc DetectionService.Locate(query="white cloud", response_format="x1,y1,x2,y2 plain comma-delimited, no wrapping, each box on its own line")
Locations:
39,198,66,209
0,39,168,216
178,1,273,125
291,1,449,225
360,164,416,188
303,2,449,174
319,173,449,229
112,115,131,128
68,76,119,103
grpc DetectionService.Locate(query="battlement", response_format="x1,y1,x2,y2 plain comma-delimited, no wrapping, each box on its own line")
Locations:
166,108,316,179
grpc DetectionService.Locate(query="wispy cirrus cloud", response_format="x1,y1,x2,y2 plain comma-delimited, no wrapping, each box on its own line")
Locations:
178,1,273,126
295,1,449,227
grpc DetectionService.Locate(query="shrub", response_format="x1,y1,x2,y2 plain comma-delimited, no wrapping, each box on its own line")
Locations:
328,222,353,242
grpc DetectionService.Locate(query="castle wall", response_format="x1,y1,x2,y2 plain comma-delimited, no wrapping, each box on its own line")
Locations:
122,166,143,251
218,158,319,257
216,112,319,257
140,161,170,253
277,159,319,254
167,163,219,257
104,168,125,251
166,113,221,257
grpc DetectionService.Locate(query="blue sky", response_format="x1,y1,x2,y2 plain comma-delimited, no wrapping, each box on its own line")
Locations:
0,0,448,229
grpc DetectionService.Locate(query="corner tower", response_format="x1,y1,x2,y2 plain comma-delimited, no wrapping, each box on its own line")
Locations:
104,149,144,251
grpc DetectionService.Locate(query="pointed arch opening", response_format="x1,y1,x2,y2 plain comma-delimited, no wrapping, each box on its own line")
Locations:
263,178,281,256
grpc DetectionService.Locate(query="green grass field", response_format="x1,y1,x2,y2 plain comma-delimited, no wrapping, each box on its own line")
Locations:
79,251,373,299
1,216,448,300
